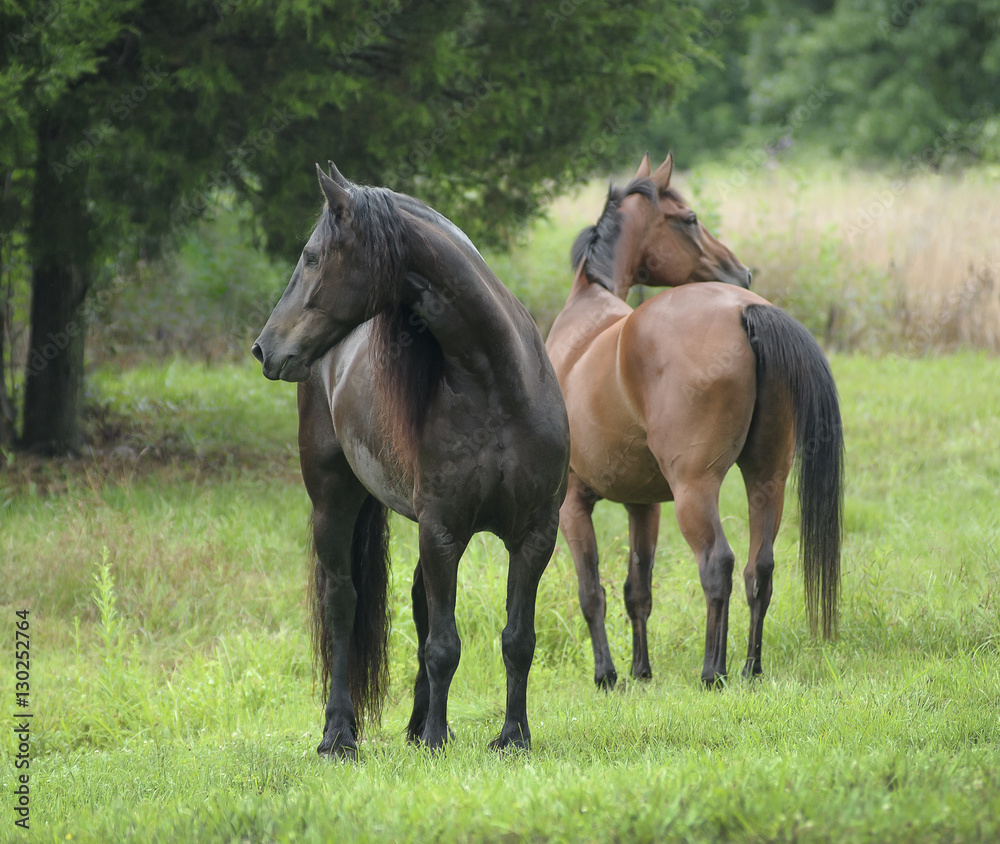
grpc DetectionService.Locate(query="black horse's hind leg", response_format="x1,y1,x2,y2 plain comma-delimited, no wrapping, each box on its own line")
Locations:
489,507,559,752
406,560,430,743
560,472,618,689
624,502,660,680
415,518,469,750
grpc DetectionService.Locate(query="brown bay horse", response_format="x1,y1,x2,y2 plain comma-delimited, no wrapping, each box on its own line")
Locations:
546,154,843,689
253,164,569,756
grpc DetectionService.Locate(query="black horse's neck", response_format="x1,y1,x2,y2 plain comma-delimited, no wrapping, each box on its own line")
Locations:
397,201,534,392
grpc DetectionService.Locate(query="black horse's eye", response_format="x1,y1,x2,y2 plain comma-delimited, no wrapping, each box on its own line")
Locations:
304,252,320,268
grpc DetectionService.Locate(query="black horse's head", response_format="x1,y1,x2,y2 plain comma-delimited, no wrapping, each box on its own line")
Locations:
252,163,406,381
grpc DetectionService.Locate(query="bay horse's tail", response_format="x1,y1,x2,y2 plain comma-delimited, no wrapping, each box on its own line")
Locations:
742,304,844,638
311,495,392,735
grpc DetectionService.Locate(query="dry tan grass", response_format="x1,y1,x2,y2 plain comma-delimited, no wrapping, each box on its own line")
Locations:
675,163,1000,353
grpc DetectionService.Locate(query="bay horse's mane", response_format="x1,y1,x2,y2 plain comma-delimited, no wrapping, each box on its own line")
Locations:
570,177,686,290
318,183,444,468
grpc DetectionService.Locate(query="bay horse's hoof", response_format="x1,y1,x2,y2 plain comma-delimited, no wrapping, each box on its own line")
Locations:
741,659,763,681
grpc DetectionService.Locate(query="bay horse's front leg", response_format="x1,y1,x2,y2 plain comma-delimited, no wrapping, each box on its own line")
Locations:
489,506,560,752
415,519,469,750
624,502,661,680
560,472,618,689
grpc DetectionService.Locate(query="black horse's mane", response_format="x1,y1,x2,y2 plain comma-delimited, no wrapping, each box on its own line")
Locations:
570,177,685,290
318,182,444,469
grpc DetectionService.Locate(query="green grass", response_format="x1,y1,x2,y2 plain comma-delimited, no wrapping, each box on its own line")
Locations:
2,352,999,841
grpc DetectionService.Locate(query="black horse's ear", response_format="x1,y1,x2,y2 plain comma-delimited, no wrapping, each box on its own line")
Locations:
316,163,349,218
327,160,349,189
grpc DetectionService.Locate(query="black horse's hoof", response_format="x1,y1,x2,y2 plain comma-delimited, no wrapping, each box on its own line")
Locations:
488,727,531,754
414,725,456,752
702,672,728,690
317,741,357,762
595,669,618,691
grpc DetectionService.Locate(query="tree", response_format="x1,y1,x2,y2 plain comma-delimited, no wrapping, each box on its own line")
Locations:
1,0,702,454
742,0,1000,162
639,0,756,163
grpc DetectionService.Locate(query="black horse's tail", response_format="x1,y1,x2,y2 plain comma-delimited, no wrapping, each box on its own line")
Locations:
742,304,844,638
311,495,392,735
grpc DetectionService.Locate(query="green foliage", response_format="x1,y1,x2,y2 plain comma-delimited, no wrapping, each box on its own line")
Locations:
2,0,705,449
92,199,293,365
643,0,1000,166
745,0,1000,163
638,0,755,163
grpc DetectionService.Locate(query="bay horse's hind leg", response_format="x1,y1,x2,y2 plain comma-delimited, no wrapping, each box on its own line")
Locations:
737,395,794,680
560,471,618,689
624,502,661,680
489,506,560,752
672,481,736,687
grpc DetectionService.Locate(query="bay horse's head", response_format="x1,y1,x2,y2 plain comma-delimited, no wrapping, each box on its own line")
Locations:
571,153,751,299
252,163,407,381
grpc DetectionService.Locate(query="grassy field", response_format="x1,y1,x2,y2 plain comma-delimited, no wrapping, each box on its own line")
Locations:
2,351,999,842
3,162,1000,841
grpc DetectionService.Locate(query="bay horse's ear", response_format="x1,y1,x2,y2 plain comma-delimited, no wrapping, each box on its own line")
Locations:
327,160,349,189
316,163,349,218
634,152,652,180
651,152,674,191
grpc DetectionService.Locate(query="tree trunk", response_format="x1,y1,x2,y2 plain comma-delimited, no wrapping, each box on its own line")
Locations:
21,262,89,453
0,297,14,451
20,116,93,454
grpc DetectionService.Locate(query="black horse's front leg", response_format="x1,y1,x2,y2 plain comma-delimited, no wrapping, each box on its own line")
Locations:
490,507,559,752
406,560,430,743
299,376,370,760
314,570,357,759
416,519,469,750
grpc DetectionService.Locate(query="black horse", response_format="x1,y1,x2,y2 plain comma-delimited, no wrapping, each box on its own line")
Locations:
253,164,570,757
